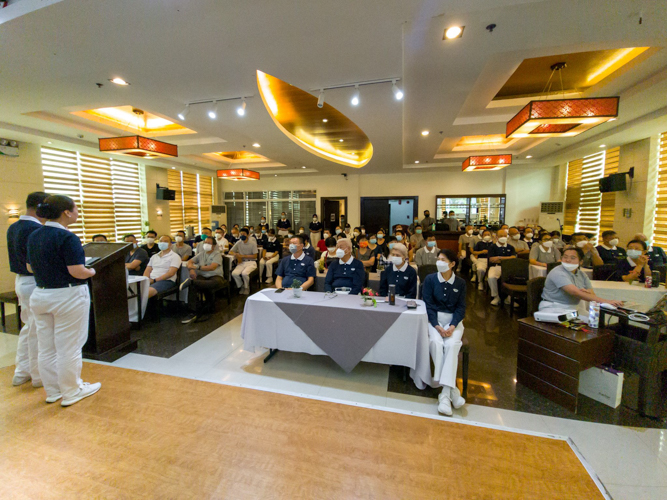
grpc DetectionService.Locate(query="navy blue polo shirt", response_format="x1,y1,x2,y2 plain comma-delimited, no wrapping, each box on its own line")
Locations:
596,245,626,265
26,222,87,288
487,242,516,266
422,272,467,327
615,258,648,282
263,238,281,255
473,240,495,256
303,244,316,260
324,257,365,295
277,218,291,230
7,216,42,275
647,246,666,268
275,253,316,288
379,263,418,299
254,234,268,247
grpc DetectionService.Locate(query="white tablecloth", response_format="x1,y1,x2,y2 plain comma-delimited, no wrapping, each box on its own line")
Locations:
590,280,666,311
128,275,149,322
241,289,434,389
529,265,547,280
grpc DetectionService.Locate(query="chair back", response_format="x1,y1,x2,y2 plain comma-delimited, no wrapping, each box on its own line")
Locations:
654,265,666,284
517,252,529,260
500,258,529,284
222,255,232,282
546,262,561,273
526,277,546,316
418,264,438,284
592,264,618,281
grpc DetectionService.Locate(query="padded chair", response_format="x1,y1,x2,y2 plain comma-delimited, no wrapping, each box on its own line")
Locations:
220,255,233,305
593,263,618,281
517,252,529,260
526,277,546,316
249,254,260,289
0,290,21,331
653,265,666,284
417,264,438,300
500,258,529,317
155,267,182,323
546,262,561,274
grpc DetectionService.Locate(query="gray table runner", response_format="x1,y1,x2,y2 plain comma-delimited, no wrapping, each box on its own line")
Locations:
265,290,403,372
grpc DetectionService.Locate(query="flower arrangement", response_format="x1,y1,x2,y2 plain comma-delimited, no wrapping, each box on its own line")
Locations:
291,279,303,289
360,287,378,307
318,260,325,273
291,279,303,298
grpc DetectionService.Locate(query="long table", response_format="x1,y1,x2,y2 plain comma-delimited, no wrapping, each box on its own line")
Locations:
241,289,434,389
590,280,666,311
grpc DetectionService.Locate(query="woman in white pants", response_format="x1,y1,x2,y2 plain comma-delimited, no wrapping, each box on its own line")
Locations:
471,230,494,291
27,195,100,407
421,248,467,416
259,229,281,284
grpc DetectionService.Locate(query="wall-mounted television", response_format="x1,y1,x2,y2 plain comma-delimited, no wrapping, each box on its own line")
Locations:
156,187,176,200
599,173,627,193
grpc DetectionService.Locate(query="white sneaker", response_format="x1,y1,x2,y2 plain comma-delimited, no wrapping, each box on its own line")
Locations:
438,386,450,403
437,396,453,416
477,282,484,291
450,386,466,409
504,296,511,305
45,394,62,404
61,382,101,407
32,380,43,388
490,296,500,306
12,374,31,386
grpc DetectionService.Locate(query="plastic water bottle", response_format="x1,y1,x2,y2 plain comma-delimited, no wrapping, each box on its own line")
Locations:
588,301,600,328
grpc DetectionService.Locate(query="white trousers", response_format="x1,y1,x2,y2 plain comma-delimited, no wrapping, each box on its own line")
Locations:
429,312,464,389
310,231,321,248
259,255,279,280
30,285,90,399
475,257,488,282
14,275,40,383
487,266,502,297
232,260,257,288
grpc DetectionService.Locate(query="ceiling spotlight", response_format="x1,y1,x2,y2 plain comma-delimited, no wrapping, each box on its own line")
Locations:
444,26,464,40
274,174,278,177
177,104,189,121
252,143,260,148
208,101,218,119
171,167,176,169
317,89,325,108
322,119,328,123
392,80,403,100
302,166,306,169
415,160,420,164
237,98,247,116
339,139,344,142
599,144,606,148
526,155,533,158
109,77,130,86
421,130,429,136
351,85,360,106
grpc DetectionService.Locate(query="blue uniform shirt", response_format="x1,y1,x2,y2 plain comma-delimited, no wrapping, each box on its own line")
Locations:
379,262,418,299
487,242,516,266
647,246,667,268
303,244,316,260
6,215,42,275
422,272,467,327
275,252,316,288
26,222,87,288
473,240,495,256
615,258,648,282
277,218,291,230
324,257,365,295
596,244,626,265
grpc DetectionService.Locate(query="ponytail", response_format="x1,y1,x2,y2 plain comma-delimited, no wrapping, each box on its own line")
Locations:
36,195,75,220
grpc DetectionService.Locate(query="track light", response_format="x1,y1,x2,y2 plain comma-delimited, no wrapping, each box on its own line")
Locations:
317,89,325,108
392,80,403,100
208,101,218,120
351,85,360,106
237,98,246,116
177,104,189,121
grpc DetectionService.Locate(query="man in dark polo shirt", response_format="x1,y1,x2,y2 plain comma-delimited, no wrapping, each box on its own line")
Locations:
6,191,49,387
275,235,316,290
634,232,667,268
596,230,626,264
324,238,365,295
140,230,160,258
487,229,516,306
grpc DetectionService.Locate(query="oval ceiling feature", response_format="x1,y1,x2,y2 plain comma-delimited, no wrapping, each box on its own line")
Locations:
257,70,373,168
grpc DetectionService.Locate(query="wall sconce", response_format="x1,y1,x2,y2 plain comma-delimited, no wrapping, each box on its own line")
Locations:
7,208,20,221
156,208,163,219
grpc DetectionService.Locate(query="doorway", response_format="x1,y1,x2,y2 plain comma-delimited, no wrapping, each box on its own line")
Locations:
320,197,348,234
360,196,418,234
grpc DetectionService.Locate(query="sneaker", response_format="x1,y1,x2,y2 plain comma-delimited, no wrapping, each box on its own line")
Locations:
181,313,197,324
12,374,31,386
504,296,511,305
241,287,250,295
470,276,477,283
437,396,453,416
477,282,484,291
45,394,62,404
179,277,191,292
61,382,101,407
490,296,500,306
438,386,450,403
450,386,466,409
265,278,274,284
32,380,43,388
194,313,211,323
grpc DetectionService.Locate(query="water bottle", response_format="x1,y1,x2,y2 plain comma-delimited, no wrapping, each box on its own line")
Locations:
388,284,396,306
588,301,600,329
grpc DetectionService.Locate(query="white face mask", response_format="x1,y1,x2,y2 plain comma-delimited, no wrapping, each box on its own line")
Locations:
353,231,360,237
299,230,304,234
145,237,155,245
215,234,222,240
483,236,492,242
389,256,403,266
203,243,213,252
576,240,587,248
436,260,452,273
466,230,473,236
335,248,345,258
327,247,336,253
175,236,183,243
542,240,553,248
361,229,366,234
131,242,137,249
609,238,619,247
323,234,330,239
525,233,533,239
562,262,579,272
552,238,559,243
512,234,520,240
498,237,508,244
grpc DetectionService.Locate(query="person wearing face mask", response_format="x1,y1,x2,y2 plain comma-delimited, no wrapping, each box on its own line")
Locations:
194,227,213,253
317,230,331,253
124,234,149,275
471,230,494,291
617,240,652,283
522,228,536,248
378,243,417,299
229,227,258,295
457,225,476,276
596,230,626,265
409,224,425,253
443,211,460,232
144,235,182,299
541,247,623,311
228,227,240,246
324,238,365,295
252,226,268,248
355,234,376,270
334,226,344,238
375,229,388,255
27,195,101,406
258,217,269,233
414,232,439,267
140,230,160,258
308,214,322,248
421,210,435,230
344,224,352,237
172,230,194,261
421,249,467,416
181,236,224,324
568,233,604,268
507,226,530,257
276,212,292,238
360,226,367,236
260,229,281,284
529,232,561,270
394,230,409,256
633,233,667,268
274,235,316,290
487,229,517,306
319,236,340,269
351,227,362,248
212,228,230,255
408,217,421,236
550,231,565,250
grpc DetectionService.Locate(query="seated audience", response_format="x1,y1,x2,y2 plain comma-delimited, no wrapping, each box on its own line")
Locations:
334,225,343,237
634,233,667,268
409,224,425,254
181,236,225,324
140,230,160,258
123,234,149,276
568,233,603,268
529,232,561,268
92,234,107,242
422,248,466,416
258,217,269,233
508,226,530,257
550,231,565,250
408,216,420,235
379,243,417,299
522,227,535,247
317,230,331,252
253,227,268,248
143,235,181,298
351,227,361,248
303,236,316,259
360,225,367,236
596,230,626,264
415,232,439,267
260,229,281,284
194,227,213,253
355,235,376,270
275,235,316,290
297,226,306,236
458,225,476,274
227,227,240,246
541,247,623,310
172,230,193,261
375,229,388,255
472,230,494,291
617,239,652,283
366,234,381,272
219,224,228,237
488,229,516,306
319,236,339,269
324,238,365,295
229,227,258,295
213,227,230,254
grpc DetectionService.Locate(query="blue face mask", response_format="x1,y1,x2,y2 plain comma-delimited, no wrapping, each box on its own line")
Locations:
289,244,298,254
388,243,395,250
158,242,169,251
369,238,377,245
416,229,422,234
427,241,436,248
240,235,247,241
627,249,643,259
396,235,403,241
262,229,266,234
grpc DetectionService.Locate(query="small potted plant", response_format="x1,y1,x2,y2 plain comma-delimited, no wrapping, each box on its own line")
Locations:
291,279,303,298
318,260,325,274
360,287,378,307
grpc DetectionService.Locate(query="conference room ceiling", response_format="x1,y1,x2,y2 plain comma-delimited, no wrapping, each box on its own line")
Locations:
1,0,666,177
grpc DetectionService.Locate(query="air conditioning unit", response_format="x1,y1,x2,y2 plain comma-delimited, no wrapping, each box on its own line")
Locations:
210,205,227,229
538,201,564,231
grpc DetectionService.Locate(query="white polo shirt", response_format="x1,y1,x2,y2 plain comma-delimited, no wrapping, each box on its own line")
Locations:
148,250,182,281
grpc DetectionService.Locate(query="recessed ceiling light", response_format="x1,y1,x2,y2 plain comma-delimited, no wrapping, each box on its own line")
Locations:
322,119,328,123
171,167,176,169
109,77,130,86
526,155,532,158
252,143,260,148
421,130,429,136
415,160,420,164
302,166,306,169
444,26,464,40
599,144,606,148
274,174,278,177
339,139,344,142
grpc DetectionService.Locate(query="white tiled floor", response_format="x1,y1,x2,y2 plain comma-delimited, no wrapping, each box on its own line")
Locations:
4,316,667,500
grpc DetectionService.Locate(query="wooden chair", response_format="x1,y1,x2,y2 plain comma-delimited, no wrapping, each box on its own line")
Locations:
546,262,561,273
593,263,618,281
0,291,21,331
526,277,546,316
500,258,529,317
460,337,470,398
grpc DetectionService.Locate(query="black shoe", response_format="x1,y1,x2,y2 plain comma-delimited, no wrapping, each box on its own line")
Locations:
194,313,211,323
181,313,197,324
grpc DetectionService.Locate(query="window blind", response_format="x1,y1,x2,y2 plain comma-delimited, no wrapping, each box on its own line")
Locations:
198,175,213,229
576,151,606,238
168,169,184,235
167,169,215,234
41,147,143,242
599,147,620,240
563,158,583,235
653,132,667,246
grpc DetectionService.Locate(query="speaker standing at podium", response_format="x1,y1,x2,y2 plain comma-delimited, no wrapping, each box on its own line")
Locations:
27,195,101,407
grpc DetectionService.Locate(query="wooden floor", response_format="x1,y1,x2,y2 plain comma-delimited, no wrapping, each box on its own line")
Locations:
0,364,603,500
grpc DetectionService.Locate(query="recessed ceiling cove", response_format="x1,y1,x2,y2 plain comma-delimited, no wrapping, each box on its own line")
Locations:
256,70,373,168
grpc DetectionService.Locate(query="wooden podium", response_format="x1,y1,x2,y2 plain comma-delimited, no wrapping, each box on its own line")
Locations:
83,242,138,361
